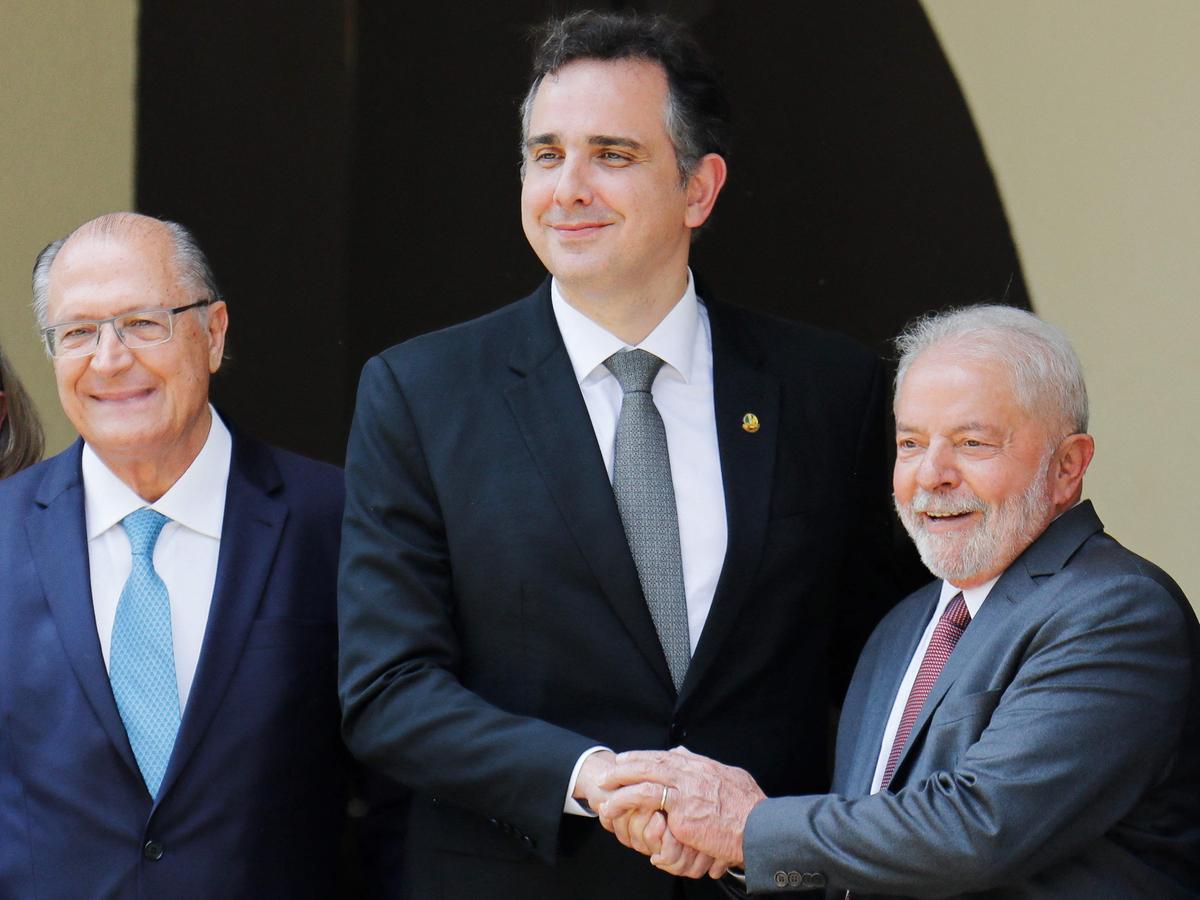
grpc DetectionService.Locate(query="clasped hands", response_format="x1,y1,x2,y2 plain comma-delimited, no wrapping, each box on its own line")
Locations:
576,746,767,880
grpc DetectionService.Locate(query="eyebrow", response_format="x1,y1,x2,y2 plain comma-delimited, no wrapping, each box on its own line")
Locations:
894,421,1004,436
524,133,646,153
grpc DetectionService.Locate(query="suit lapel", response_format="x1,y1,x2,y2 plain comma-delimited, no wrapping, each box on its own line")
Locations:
25,442,142,780
889,583,1020,784
840,585,939,795
156,433,286,801
504,285,674,694
682,300,780,700
889,502,1106,785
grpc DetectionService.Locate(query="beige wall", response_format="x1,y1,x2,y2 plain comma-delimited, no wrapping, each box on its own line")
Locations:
924,1,1200,608
0,1,138,453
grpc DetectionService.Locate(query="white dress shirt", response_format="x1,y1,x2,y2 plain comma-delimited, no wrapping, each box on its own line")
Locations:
870,574,999,794
84,407,231,714
553,271,728,814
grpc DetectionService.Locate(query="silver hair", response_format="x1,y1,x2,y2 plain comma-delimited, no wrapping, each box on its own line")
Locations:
894,304,1089,437
31,214,221,328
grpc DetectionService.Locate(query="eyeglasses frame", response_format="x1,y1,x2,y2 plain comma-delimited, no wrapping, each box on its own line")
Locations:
41,298,214,359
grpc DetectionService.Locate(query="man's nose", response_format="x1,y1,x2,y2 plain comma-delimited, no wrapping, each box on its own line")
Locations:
552,155,594,207
89,321,135,375
916,440,960,491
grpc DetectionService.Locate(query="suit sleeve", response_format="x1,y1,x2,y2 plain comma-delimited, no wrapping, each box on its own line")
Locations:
338,355,598,865
742,573,1193,896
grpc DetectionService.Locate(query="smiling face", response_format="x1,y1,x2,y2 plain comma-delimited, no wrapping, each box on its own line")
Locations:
892,347,1062,587
520,58,710,311
45,224,227,484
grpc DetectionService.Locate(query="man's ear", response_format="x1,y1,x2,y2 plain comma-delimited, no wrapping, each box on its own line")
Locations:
684,153,728,229
1052,432,1095,507
206,301,230,373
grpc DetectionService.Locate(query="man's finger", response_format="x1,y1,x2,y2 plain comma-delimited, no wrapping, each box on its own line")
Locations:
598,782,665,818
602,750,682,789
652,826,709,879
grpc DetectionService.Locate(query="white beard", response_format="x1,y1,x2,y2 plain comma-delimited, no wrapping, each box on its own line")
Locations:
896,463,1053,585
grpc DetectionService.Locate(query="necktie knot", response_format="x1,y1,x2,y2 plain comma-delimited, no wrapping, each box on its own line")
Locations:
122,508,169,557
942,592,971,632
604,349,664,394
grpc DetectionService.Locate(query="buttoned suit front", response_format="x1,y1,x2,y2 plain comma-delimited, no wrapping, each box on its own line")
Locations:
743,501,1200,898
338,280,908,898
0,430,351,899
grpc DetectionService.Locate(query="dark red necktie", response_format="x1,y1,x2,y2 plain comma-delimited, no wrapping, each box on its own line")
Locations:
880,593,971,791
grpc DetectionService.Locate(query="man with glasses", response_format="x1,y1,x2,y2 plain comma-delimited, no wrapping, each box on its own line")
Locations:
0,212,360,896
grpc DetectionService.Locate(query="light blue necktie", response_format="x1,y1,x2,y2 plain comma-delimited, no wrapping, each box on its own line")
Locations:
110,508,181,799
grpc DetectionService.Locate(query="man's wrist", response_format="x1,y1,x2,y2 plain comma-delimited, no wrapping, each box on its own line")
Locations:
564,746,613,816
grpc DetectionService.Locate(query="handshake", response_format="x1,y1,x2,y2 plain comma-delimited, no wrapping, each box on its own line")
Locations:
575,746,768,880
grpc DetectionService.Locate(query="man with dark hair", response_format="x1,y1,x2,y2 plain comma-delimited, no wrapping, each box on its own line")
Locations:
339,11,907,898
0,212,364,897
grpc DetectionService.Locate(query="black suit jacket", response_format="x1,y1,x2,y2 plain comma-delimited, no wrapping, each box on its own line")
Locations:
338,281,907,898
0,429,360,899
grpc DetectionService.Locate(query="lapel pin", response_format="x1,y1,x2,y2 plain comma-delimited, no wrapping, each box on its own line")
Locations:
741,412,760,433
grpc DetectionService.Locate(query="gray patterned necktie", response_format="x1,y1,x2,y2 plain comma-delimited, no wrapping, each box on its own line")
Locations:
604,349,691,691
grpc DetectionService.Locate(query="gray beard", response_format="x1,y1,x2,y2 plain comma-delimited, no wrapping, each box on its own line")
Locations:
896,467,1052,585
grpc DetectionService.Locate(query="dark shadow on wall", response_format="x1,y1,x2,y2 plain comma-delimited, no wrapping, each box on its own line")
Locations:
137,0,1029,466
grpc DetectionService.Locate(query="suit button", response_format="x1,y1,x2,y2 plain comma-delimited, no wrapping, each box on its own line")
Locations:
787,870,802,887
808,873,826,888
669,721,687,742
774,871,789,888
143,840,164,861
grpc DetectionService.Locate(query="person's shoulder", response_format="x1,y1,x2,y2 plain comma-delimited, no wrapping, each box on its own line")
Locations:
1056,528,1194,625
0,444,79,511
230,430,344,506
707,299,881,377
266,443,343,486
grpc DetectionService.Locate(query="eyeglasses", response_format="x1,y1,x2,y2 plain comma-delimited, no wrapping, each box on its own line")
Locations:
41,299,213,359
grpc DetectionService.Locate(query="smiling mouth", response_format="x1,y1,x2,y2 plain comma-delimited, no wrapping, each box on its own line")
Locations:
90,388,155,403
922,510,977,526
552,222,611,234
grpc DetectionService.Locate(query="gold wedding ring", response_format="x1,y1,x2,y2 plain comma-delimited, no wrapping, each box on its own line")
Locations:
659,785,669,812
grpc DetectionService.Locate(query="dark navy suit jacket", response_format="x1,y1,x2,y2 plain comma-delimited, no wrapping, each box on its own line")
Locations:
338,281,909,899
0,430,350,899
743,502,1200,898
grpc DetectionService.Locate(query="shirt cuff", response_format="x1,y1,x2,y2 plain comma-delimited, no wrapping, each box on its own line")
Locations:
563,746,611,816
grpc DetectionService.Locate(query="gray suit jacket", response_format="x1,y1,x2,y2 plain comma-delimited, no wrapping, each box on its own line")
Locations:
742,501,1200,898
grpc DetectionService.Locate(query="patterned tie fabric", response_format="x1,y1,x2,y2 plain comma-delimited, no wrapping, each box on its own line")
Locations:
604,349,691,691
880,592,971,791
109,508,181,799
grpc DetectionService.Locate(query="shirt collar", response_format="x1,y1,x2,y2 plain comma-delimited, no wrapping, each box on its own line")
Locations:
938,573,1000,620
82,406,232,540
550,269,701,385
